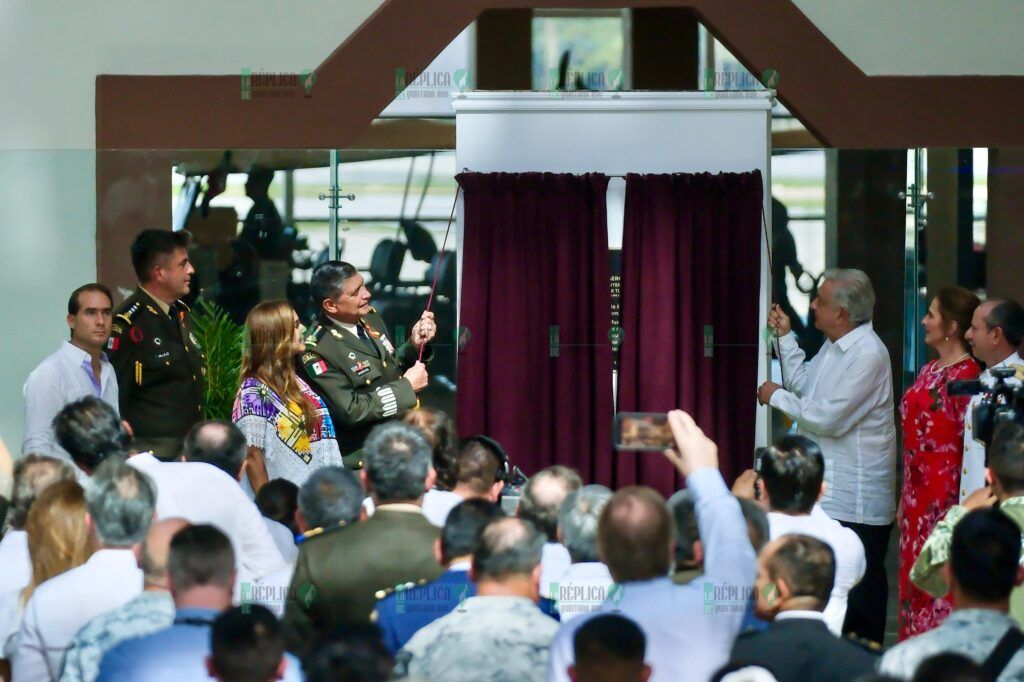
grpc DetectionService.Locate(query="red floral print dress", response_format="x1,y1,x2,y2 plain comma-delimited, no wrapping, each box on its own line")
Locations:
898,356,981,640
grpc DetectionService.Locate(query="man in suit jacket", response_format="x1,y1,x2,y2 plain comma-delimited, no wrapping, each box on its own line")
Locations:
727,534,878,682
282,421,443,657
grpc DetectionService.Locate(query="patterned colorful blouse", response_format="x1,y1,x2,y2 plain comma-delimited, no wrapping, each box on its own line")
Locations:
232,375,343,486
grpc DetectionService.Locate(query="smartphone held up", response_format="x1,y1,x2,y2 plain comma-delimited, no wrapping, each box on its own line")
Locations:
613,412,674,451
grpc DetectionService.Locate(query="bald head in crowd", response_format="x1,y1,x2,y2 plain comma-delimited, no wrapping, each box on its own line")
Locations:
598,486,674,583
520,466,583,541
472,517,546,597
182,420,248,480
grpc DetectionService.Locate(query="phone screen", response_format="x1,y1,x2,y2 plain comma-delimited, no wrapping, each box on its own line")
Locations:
613,412,673,451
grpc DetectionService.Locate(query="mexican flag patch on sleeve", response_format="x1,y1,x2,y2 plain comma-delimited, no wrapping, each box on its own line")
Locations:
311,359,328,376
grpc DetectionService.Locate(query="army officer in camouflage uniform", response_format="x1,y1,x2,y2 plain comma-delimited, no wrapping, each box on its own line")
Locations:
108,229,205,460
300,261,434,468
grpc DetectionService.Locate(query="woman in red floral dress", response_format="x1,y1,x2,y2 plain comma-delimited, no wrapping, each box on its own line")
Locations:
899,286,981,640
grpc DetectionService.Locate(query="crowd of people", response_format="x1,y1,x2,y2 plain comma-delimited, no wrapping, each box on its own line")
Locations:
1,228,1024,681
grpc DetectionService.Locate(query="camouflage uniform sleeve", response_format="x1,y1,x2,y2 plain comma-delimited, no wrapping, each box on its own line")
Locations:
300,350,417,426
910,503,968,597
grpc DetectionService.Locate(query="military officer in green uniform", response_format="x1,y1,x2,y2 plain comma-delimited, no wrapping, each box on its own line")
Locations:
107,229,206,460
300,261,434,468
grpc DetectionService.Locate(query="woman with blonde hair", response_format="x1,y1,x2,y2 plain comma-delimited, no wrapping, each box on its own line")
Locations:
233,300,342,490
0,480,90,666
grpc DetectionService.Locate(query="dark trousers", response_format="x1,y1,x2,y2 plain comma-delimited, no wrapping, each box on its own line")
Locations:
839,520,893,645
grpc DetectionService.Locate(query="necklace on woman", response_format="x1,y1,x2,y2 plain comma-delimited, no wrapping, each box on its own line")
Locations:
932,352,970,373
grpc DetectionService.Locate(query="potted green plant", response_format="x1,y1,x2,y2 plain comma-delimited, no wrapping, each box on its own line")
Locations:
189,299,245,420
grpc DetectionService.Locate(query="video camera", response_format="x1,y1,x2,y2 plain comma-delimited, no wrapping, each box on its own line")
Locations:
948,367,1024,449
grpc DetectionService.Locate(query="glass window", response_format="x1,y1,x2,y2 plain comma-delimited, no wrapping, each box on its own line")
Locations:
531,13,625,90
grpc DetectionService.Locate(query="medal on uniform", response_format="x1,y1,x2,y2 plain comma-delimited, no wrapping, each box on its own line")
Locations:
130,327,144,343
189,331,201,349
153,337,162,346
348,352,357,359
381,336,395,354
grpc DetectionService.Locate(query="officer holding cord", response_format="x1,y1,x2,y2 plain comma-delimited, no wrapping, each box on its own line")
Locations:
300,261,435,468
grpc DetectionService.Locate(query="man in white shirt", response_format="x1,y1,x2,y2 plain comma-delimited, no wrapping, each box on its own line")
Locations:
519,465,583,603
23,284,118,462
548,411,757,682
53,398,287,585
12,458,155,681
551,485,614,622
960,298,1024,503
742,435,866,634
757,268,896,644
421,436,506,527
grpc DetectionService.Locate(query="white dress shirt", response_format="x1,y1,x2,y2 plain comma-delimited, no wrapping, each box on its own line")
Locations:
0,530,30,596
548,468,758,682
0,589,23,658
768,505,866,634
961,351,1023,503
551,562,614,622
263,518,299,564
22,341,118,460
13,549,142,681
127,453,286,582
421,489,463,527
540,542,573,600
770,325,898,525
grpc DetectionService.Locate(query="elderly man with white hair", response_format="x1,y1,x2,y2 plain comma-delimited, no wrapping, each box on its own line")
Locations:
756,268,896,646
552,485,615,622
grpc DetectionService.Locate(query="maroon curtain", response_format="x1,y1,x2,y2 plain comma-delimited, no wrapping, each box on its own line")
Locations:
616,172,763,494
455,172,614,481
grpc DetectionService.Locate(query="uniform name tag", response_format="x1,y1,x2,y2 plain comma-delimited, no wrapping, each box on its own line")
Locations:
155,351,171,361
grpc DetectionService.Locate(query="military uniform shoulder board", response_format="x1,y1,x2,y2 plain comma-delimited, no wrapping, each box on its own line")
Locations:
304,324,325,347
1011,363,1024,381
375,578,429,600
297,520,349,545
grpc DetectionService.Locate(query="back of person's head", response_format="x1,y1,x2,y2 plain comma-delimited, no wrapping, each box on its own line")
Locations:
988,421,1024,494
911,652,988,682
738,497,770,554
984,298,1024,349
131,228,191,283
54,396,132,472
440,499,504,564
362,421,433,503
168,524,236,594
599,486,673,583
207,605,285,682
303,621,394,682
309,261,359,311
183,420,248,479
520,465,583,541
559,485,613,564
255,479,299,536
472,516,545,583
455,437,505,497
6,454,75,531
86,458,156,548
23,480,91,604
297,466,364,531
666,489,699,569
762,535,835,613
759,435,825,514
949,507,1022,604
570,614,650,682
401,408,458,491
